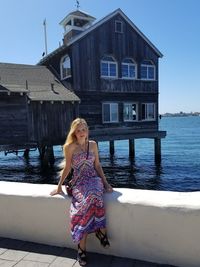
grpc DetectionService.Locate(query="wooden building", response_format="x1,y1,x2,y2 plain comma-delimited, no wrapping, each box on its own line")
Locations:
39,9,166,162
0,63,79,162
38,8,166,162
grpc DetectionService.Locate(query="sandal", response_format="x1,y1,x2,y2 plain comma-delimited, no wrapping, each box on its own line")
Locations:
77,244,87,266
95,229,110,248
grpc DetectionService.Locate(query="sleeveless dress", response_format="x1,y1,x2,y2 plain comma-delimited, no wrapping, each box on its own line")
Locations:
70,147,106,243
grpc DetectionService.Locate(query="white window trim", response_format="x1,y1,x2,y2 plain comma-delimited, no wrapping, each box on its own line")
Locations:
122,62,137,80
102,102,119,123
115,20,123,33
101,60,118,79
60,55,71,80
123,102,138,122
141,103,156,121
140,64,155,81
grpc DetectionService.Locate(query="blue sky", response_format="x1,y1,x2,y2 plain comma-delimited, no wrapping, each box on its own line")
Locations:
1,0,199,114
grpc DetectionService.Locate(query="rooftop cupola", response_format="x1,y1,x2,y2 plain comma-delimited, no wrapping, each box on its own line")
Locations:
59,10,96,45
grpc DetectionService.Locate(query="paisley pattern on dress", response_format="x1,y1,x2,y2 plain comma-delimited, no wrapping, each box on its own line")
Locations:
70,149,106,243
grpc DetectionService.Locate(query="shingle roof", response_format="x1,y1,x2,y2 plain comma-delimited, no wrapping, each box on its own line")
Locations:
0,63,80,102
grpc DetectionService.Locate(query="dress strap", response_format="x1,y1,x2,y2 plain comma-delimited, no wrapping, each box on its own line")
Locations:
86,141,89,159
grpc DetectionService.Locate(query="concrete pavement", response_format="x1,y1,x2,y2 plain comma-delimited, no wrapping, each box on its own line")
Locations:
0,237,178,267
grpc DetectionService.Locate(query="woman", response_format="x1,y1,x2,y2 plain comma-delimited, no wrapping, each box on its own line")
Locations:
50,118,113,266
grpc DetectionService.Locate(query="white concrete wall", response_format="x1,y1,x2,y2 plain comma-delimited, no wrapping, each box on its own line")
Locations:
0,181,200,267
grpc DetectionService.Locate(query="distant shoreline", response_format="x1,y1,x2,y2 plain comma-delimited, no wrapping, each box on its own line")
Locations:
161,112,200,117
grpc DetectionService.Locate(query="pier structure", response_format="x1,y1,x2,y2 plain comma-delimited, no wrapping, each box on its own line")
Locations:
90,128,166,164
0,63,79,166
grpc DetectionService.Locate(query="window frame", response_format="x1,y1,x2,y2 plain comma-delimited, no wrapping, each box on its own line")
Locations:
122,58,137,80
123,102,138,122
115,20,123,33
141,103,156,121
60,55,71,80
100,56,118,79
102,102,119,123
140,60,156,80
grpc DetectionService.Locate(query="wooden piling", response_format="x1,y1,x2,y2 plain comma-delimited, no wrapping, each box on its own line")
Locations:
109,140,114,156
154,138,161,164
23,149,30,159
129,139,135,159
46,146,55,167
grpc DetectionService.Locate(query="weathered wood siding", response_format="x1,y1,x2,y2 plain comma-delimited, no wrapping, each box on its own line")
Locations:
67,14,159,130
41,12,162,137
71,14,159,93
0,92,78,149
77,92,158,129
28,101,78,145
0,93,29,145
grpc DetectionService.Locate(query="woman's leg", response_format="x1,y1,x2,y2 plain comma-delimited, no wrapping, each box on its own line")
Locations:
96,228,110,248
79,233,88,251
77,233,88,266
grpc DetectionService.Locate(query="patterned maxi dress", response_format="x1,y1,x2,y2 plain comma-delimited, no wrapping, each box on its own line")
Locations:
70,149,106,243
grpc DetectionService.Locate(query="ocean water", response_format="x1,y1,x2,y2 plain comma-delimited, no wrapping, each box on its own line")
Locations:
1,116,200,192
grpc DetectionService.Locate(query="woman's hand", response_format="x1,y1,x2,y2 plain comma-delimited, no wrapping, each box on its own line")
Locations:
104,182,113,193
50,186,64,196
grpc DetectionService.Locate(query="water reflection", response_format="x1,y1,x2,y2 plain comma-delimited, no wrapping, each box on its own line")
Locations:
0,146,164,191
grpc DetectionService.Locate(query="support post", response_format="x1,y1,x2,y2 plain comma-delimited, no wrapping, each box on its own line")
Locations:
154,138,161,165
46,146,55,167
109,140,115,156
129,139,135,159
23,149,30,159
38,145,55,167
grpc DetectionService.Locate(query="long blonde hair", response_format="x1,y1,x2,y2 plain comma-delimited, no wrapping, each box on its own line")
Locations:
64,118,88,146
59,118,88,171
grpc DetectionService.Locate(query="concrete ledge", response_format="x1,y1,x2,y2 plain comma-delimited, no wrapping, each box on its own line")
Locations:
0,181,200,267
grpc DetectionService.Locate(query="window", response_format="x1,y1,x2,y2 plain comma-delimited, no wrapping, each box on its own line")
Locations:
122,58,137,79
123,103,138,121
115,20,123,33
60,55,71,79
101,56,118,78
102,103,119,123
142,103,156,120
140,60,155,80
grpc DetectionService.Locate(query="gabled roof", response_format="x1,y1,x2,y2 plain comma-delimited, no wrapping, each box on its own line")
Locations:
39,8,162,64
67,8,163,57
0,63,80,102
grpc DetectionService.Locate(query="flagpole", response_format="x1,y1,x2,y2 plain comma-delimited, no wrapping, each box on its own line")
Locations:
43,19,48,55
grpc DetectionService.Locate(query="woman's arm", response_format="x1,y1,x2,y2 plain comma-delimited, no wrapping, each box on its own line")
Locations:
50,144,73,196
93,141,113,193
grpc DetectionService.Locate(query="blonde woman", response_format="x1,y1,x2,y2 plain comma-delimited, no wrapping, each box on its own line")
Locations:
50,118,113,266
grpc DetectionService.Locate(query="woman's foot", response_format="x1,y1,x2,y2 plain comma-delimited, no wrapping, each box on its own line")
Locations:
95,229,110,248
77,244,87,266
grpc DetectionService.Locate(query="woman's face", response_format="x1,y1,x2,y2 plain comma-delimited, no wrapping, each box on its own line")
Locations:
74,123,88,141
